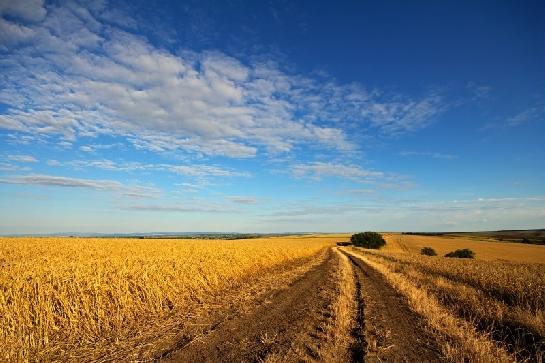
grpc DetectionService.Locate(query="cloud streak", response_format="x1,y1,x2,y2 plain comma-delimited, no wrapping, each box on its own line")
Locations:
290,162,384,182
506,106,544,127
227,196,258,205
400,151,457,160
126,203,234,213
262,196,545,221
7,154,38,163
51,159,249,179
0,174,159,198
0,1,446,160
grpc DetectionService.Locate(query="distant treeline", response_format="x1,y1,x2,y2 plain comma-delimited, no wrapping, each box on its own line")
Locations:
136,233,303,240
138,234,262,240
402,230,545,245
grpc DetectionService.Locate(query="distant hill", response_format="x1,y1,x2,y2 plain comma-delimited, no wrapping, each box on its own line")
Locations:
402,229,545,245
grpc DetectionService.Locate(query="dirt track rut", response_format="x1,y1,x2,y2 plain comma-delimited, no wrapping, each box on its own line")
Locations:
342,249,442,362
162,248,443,362
164,249,340,362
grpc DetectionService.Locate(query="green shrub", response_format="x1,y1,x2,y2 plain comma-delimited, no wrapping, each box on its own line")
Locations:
420,247,437,256
350,232,386,249
445,248,475,258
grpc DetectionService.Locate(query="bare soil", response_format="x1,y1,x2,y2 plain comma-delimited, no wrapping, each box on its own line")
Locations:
163,249,341,362
89,251,329,362
343,249,443,362
160,247,444,362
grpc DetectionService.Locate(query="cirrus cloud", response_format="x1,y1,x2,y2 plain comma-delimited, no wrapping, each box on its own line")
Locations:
0,173,159,198
0,0,446,160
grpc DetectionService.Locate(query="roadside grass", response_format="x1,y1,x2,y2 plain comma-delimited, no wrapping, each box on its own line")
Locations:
348,247,544,362
269,249,357,362
346,248,516,362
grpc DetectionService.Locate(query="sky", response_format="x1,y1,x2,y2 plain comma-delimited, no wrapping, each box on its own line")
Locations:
0,0,544,234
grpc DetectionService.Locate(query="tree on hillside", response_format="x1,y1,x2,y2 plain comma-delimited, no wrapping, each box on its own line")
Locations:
350,232,386,249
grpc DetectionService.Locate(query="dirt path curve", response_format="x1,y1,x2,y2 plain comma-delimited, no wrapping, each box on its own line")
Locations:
341,249,443,362
162,247,443,363
163,248,343,362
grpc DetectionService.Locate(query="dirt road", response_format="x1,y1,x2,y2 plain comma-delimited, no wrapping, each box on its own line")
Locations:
164,249,341,362
342,249,442,362
160,247,443,362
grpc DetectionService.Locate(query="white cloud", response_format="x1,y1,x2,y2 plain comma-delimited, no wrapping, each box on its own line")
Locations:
7,154,38,163
0,174,159,198
400,151,457,160
0,0,46,22
46,159,61,166
0,2,445,159
175,182,206,193
227,196,258,205
467,82,492,99
264,203,378,217
79,145,94,152
169,164,247,178
261,196,545,231
0,162,31,172
289,161,414,191
362,93,445,135
78,143,121,153
344,188,375,195
0,18,35,44
506,107,543,127
52,158,248,179
126,203,233,213
290,162,384,182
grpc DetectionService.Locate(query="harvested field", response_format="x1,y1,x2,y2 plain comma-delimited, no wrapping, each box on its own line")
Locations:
383,233,545,263
349,233,545,362
0,236,333,361
1,233,543,362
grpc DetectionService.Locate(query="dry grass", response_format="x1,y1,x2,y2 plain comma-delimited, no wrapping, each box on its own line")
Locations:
383,233,545,263
346,248,516,362
0,236,332,361
265,248,356,362
365,250,545,311
349,244,545,362
329,249,358,360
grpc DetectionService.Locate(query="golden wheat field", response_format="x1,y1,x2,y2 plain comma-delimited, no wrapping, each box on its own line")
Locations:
2,233,545,362
348,233,545,362
0,236,333,361
382,232,545,263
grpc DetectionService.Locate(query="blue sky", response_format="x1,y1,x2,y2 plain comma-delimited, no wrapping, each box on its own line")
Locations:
0,0,544,233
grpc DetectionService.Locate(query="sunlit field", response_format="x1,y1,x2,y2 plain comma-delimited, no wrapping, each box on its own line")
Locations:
0,236,333,361
382,233,545,263
348,233,545,361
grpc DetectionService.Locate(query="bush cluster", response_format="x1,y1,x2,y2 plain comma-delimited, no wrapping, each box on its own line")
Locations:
350,232,386,249
420,247,437,256
445,248,475,258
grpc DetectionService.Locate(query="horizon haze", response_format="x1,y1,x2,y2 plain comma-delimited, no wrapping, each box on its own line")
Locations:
1,0,544,234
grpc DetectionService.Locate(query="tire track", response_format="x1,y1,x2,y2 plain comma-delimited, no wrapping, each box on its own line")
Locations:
341,249,443,362
156,247,443,362
348,254,366,362
162,248,341,362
